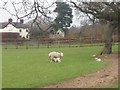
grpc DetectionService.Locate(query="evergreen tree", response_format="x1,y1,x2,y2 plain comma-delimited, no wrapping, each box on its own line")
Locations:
54,2,73,33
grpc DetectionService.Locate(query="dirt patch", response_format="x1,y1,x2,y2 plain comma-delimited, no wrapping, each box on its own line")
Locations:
43,53,119,88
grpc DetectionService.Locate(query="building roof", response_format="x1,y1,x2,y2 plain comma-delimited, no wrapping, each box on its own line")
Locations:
0,19,28,29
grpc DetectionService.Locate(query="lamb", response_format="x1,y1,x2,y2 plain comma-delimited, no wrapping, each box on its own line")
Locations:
95,57,101,62
48,51,63,62
53,57,61,62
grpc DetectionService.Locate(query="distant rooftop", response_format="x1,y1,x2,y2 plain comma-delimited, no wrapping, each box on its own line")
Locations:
0,18,28,29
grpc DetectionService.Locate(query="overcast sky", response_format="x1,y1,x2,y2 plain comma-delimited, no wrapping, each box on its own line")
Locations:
0,0,119,23
0,0,84,27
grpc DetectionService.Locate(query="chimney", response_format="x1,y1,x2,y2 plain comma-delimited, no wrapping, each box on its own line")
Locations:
8,18,12,23
20,19,24,24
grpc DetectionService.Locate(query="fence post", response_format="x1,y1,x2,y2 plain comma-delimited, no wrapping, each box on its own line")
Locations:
26,40,28,49
47,42,49,48
69,40,71,48
15,39,18,49
57,39,60,48
37,39,40,48
58,41,60,48
5,39,7,49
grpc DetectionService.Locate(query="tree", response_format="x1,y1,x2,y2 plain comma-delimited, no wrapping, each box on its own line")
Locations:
0,0,55,28
0,0,56,38
54,2,73,34
71,1,119,55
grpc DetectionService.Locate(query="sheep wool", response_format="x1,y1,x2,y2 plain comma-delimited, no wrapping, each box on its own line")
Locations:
48,51,63,62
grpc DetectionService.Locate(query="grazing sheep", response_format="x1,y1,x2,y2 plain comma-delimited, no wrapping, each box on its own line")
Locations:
48,51,63,62
95,57,101,62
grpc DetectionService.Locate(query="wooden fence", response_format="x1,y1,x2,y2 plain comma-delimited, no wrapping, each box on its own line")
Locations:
2,36,118,49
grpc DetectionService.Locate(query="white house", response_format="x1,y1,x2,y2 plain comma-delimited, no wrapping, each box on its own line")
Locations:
0,19,30,40
49,28,65,39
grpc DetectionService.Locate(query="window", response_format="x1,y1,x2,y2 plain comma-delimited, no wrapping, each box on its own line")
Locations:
26,29,28,32
19,29,22,32
26,35,29,38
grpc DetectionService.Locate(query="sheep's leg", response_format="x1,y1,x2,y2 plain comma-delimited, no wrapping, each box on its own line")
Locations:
58,59,61,63
53,58,57,62
49,57,53,63
50,60,53,63
49,56,54,63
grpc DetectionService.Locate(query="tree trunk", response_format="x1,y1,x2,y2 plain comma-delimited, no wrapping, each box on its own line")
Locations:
100,22,114,55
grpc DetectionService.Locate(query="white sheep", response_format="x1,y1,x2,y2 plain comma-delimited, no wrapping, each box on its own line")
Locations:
48,51,63,62
95,57,101,62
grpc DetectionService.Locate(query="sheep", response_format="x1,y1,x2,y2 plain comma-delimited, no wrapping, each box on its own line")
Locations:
48,51,63,62
95,57,101,62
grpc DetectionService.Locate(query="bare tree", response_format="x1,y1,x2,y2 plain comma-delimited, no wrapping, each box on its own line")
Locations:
0,0,55,26
71,1,119,54
0,0,57,38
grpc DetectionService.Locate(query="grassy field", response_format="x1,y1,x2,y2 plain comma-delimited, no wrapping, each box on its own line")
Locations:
2,45,118,88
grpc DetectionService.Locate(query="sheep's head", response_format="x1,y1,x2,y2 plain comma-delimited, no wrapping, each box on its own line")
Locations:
60,52,64,57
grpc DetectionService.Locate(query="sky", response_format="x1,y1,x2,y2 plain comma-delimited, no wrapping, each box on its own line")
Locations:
1,0,118,27
0,0,119,24
0,0,83,27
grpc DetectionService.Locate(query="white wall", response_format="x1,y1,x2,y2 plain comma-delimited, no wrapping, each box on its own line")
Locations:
49,29,65,39
19,28,30,39
0,24,19,33
0,24,30,39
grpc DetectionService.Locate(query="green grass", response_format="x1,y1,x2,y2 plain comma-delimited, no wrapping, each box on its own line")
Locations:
110,81,119,88
2,45,118,88
103,80,119,88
